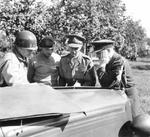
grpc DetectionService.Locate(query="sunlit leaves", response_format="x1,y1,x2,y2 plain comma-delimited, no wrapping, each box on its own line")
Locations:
0,0,147,58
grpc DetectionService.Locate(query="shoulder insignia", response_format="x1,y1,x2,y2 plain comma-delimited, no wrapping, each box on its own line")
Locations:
61,53,70,58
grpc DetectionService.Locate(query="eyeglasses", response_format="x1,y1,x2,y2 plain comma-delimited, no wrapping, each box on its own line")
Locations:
96,50,108,59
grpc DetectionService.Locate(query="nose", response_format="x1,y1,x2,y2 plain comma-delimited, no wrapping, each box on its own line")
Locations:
47,48,53,52
72,49,77,52
28,51,34,56
72,50,78,55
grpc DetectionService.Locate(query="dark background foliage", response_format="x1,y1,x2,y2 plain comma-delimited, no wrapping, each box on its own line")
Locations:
0,0,148,59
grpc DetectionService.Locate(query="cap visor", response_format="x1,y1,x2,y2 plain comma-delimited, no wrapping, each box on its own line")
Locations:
91,39,114,45
68,43,82,48
66,34,85,41
94,45,113,53
24,47,38,50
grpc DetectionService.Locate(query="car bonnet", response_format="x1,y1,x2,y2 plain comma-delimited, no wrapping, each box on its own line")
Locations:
0,84,83,121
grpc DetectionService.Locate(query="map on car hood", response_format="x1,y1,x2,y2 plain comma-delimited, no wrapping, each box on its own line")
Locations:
0,83,83,121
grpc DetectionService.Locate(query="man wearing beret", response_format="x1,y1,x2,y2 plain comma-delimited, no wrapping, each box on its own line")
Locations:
28,36,61,86
90,39,141,118
58,34,96,86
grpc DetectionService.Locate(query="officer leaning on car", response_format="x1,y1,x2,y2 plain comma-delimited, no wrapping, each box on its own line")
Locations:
28,36,61,86
0,30,37,87
90,39,141,119
58,34,96,86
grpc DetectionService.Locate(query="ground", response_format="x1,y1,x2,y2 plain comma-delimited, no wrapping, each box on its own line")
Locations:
130,57,150,113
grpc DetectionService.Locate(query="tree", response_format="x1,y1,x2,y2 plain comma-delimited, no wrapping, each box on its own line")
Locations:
48,0,128,53
146,38,150,46
0,0,51,42
121,18,146,59
0,0,147,58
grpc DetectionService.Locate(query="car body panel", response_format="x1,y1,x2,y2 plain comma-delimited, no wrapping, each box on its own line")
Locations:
0,84,132,137
57,88,128,112
0,84,82,120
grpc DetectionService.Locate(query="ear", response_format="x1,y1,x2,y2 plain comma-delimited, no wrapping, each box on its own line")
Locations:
107,48,111,53
107,47,114,53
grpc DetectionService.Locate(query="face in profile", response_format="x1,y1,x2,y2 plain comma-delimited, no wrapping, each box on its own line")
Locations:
96,49,110,65
96,49,108,58
68,46,81,57
18,48,35,58
41,47,53,58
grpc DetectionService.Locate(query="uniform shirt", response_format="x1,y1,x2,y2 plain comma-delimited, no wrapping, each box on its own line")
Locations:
96,52,135,89
59,51,96,86
28,52,61,86
0,51,29,86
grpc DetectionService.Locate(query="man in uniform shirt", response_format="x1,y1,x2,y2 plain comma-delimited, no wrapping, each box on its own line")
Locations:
58,34,96,86
28,36,61,86
0,30,37,87
90,39,141,118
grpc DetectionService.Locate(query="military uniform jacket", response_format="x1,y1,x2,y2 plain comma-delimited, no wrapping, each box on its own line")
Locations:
28,52,61,86
59,52,96,86
97,52,135,89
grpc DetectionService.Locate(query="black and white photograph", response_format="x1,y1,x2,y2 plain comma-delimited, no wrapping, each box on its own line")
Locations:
0,0,150,137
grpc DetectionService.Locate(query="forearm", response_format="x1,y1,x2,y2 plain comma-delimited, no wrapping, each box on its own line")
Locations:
97,68,116,88
58,76,66,86
89,67,97,86
27,65,35,83
97,64,123,89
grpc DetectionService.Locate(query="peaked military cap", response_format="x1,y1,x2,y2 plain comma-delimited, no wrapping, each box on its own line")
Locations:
40,36,55,48
66,34,85,48
90,39,114,53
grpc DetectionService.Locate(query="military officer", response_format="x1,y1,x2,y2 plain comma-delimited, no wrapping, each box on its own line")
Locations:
0,30,37,87
28,36,61,86
58,34,96,86
90,39,141,118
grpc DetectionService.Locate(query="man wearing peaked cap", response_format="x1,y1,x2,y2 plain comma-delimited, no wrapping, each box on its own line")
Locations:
90,39,141,118
58,34,96,86
91,39,114,53
28,36,61,86
66,34,85,45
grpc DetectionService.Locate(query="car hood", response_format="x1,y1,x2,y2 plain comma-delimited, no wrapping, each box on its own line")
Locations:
0,84,128,121
57,88,128,113
0,84,82,121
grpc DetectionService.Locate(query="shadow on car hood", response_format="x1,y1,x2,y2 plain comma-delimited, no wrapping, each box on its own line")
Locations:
55,87,128,113
0,84,83,121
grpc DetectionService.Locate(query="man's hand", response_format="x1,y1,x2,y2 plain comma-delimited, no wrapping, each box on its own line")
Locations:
73,81,81,87
93,59,107,71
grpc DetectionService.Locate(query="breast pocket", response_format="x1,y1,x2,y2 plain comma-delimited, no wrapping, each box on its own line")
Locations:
78,64,87,73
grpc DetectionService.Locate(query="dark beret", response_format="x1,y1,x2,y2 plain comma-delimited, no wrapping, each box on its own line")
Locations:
40,36,55,48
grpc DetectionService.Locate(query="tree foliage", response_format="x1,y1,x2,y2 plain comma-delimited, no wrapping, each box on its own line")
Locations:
120,18,146,58
0,0,147,58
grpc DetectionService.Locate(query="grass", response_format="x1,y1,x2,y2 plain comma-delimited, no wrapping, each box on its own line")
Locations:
129,57,150,113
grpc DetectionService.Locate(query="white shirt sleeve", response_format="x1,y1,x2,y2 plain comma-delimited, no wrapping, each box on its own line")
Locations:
1,53,29,86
